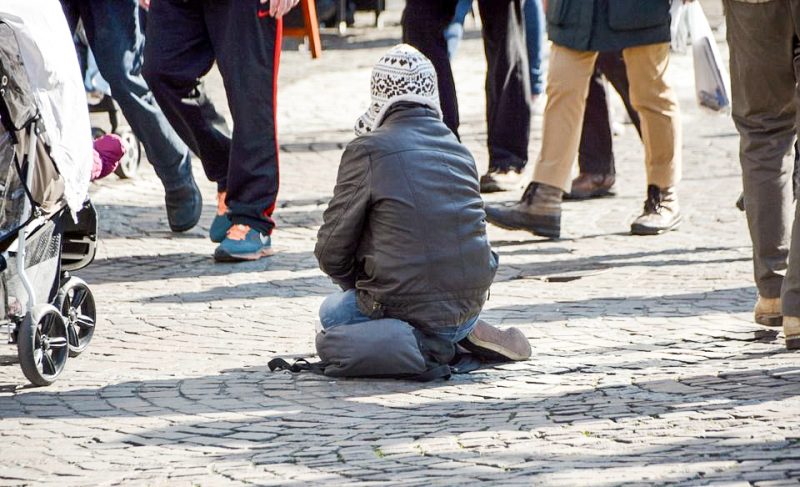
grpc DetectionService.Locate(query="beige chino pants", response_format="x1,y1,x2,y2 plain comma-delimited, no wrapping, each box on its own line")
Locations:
532,43,682,193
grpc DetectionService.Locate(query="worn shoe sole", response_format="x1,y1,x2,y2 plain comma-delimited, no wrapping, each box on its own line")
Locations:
755,312,783,327
630,216,682,236
787,335,800,350
462,321,531,362
564,188,616,201
213,246,275,263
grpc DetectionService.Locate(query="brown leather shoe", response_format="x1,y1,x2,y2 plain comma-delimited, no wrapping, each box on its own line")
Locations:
565,173,615,200
754,295,782,327
784,316,800,350
460,320,531,361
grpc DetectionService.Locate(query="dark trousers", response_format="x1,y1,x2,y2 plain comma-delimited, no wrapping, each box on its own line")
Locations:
725,0,800,313
578,51,641,175
403,0,531,169
142,0,281,234
402,0,460,136
61,0,194,191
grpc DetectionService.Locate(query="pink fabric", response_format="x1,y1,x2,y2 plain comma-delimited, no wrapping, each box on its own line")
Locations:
90,134,124,181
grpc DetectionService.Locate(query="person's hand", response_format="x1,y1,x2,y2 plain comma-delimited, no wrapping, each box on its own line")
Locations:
139,0,150,11
261,0,300,18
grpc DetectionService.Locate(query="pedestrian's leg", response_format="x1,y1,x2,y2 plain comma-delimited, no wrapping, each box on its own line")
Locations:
402,0,459,136
532,45,597,192
444,0,473,60
81,0,194,191
577,63,614,176
622,43,680,191
319,290,372,329
203,1,281,261
597,50,641,139
79,0,203,232
780,2,800,348
477,0,531,172
624,43,682,235
524,0,545,97
570,61,615,200
484,44,595,238
142,0,230,192
725,0,795,310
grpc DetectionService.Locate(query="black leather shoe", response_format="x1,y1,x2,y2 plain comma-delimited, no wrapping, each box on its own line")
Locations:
164,179,202,232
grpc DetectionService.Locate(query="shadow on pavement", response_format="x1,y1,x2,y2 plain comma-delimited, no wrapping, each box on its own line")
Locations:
482,286,757,323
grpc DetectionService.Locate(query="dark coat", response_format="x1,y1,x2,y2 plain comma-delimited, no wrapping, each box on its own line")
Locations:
547,0,671,52
315,103,498,333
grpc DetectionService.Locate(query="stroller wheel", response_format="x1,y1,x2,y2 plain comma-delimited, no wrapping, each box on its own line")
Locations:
113,126,141,179
17,304,69,386
57,277,96,358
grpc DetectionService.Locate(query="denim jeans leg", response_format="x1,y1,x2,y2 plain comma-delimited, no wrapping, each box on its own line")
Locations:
81,0,195,191
319,290,372,329
444,0,473,59
524,0,545,95
431,314,480,344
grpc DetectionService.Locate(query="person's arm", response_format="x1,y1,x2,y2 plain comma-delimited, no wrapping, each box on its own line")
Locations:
139,0,299,17
314,143,371,290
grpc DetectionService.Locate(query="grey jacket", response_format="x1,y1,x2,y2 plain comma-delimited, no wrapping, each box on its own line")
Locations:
315,103,498,333
547,0,671,52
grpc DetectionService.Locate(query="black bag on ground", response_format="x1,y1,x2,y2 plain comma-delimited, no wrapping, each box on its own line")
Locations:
268,318,457,382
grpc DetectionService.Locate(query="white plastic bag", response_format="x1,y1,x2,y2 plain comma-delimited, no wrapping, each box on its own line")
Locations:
670,1,691,53
686,1,731,112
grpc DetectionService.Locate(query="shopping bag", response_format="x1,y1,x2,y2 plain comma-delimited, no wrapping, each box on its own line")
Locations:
669,1,690,53
686,1,731,112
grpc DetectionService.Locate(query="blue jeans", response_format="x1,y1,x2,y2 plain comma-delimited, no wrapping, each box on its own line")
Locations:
319,290,479,344
62,0,194,191
445,0,544,95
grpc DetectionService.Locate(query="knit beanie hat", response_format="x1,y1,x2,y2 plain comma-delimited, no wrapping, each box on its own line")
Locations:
354,44,442,136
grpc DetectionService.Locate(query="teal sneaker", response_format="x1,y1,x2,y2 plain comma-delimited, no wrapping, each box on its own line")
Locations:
209,192,232,243
214,224,274,262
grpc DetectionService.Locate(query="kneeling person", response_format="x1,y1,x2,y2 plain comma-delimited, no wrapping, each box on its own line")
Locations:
315,45,530,363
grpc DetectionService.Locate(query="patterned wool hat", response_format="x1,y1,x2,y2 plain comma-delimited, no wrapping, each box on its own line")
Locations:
354,44,442,136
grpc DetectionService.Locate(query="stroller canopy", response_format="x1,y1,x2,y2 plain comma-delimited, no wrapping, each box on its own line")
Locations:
0,0,93,213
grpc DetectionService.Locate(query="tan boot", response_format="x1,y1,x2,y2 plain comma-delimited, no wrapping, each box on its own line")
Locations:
484,182,562,238
784,316,800,350
460,320,531,362
754,296,782,327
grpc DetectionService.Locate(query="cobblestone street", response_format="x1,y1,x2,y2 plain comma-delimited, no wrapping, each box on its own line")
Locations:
2,3,800,485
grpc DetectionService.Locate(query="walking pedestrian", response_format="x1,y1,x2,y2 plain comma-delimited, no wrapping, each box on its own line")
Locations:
568,51,642,200
141,0,298,262
485,1,682,238
60,0,203,233
402,0,531,191
724,0,800,350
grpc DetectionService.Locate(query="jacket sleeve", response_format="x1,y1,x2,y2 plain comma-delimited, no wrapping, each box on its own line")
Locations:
314,143,371,290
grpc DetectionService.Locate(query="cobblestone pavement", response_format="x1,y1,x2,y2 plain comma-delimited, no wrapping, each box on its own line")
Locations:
2,3,800,486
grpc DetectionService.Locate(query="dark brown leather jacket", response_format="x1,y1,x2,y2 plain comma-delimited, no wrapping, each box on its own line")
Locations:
315,103,498,333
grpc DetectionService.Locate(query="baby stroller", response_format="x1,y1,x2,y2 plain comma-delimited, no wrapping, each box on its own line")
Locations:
0,7,98,386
